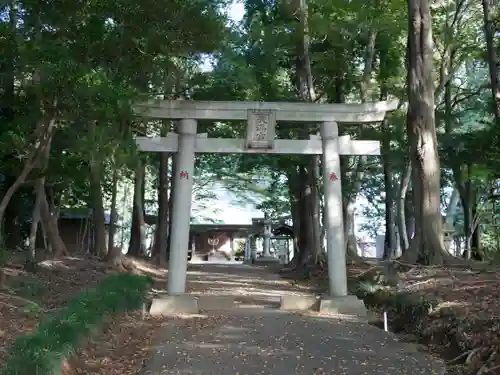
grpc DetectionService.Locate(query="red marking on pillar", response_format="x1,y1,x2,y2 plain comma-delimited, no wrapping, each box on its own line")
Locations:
328,172,338,181
180,170,189,179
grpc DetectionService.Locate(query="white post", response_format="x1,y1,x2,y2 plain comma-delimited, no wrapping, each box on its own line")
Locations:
167,119,197,295
262,219,272,257
321,121,348,297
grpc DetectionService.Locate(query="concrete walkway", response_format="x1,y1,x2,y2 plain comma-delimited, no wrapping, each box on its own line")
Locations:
142,263,445,375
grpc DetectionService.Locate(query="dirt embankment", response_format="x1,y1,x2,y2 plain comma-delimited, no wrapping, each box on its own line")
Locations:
282,259,500,375
0,254,169,375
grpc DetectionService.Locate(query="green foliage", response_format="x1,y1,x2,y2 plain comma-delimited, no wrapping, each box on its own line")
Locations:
0,246,9,267
0,0,498,262
13,279,44,298
0,273,152,375
22,301,45,317
362,289,439,334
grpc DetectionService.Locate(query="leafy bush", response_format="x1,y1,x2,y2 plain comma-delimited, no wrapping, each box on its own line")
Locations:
14,279,44,297
361,288,439,334
0,273,152,375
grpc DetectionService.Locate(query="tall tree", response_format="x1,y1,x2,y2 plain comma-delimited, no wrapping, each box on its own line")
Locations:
482,0,500,125
404,0,448,264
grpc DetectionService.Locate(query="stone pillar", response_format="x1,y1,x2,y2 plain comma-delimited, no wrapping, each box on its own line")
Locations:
167,119,197,295
262,218,272,257
250,235,257,263
320,121,348,297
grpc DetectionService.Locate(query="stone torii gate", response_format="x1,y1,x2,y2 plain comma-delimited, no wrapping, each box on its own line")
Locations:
135,99,397,315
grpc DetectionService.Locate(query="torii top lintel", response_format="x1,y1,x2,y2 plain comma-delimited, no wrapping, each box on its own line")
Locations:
133,99,399,123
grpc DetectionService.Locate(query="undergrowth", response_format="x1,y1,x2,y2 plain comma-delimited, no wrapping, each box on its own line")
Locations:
0,272,152,375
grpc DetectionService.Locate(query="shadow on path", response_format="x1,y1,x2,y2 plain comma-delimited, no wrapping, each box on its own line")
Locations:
184,263,319,308
142,262,445,375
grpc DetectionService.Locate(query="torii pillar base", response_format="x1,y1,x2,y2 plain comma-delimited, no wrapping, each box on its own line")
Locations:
319,295,367,317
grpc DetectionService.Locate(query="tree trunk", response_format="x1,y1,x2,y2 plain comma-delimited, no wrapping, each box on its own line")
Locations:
27,178,44,264
292,0,322,264
444,189,459,230
88,122,108,259
305,157,321,260
382,142,397,258
335,25,377,258
3,182,23,250
404,0,448,264
341,156,367,257
27,110,57,260
461,181,472,259
452,159,476,259
166,154,177,257
0,132,51,244
128,160,147,257
107,166,119,253
154,151,170,264
1,2,18,251
287,168,309,265
40,215,50,251
471,203,481,259
397,158,412,252
40,188,67,258
287,169,302,263
481,0,500,124
404,193,415,241
79,215,89,253
295,166,313,266
0,6,56,245
343,201,358,257
456,167,481,259
379,49,396,258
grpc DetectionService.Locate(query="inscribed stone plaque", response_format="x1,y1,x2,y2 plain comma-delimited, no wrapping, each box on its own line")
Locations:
246,109,276,149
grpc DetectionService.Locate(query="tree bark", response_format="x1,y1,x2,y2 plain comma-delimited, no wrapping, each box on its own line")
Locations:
1,2,18,250
444,189,459,230
481,0,500,124
338,24,378,258
166,154,177,257
292,0,322,264
154,151,170,264
343,201,357,257
40,188,67,258
404,193,415,241
128,160,147,257
341,156,367,257
397,158,412,252
0,113,56,245
404,0,448,264
306,157,322,260
27,178,44,264
107,166,119,253
27,109,57,261
455,165,481,259
287,169,302,263
379,47,396,258
88,122,108,259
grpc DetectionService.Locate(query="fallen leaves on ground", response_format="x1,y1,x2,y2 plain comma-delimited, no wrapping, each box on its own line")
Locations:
72,313,168,375
0,253,170,375
294,259,500,375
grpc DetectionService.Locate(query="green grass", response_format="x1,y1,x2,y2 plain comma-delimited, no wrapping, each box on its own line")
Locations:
0,272,152,375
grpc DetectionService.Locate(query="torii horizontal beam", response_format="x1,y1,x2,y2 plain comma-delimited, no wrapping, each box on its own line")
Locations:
135,134,381,155
134,99,399,123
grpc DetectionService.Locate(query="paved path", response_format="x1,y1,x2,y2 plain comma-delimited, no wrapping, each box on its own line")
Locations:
142,263,445,375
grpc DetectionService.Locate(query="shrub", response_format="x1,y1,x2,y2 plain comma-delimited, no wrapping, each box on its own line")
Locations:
0,273,152,375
